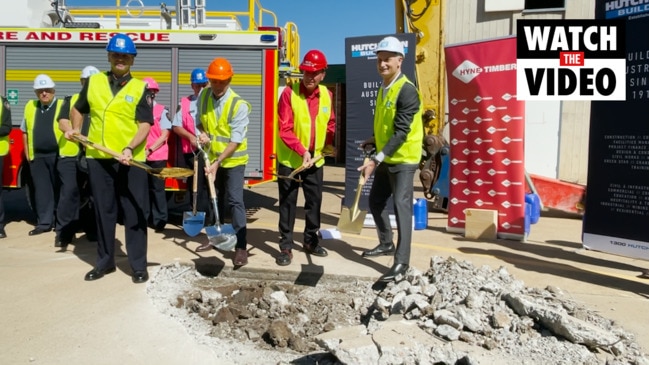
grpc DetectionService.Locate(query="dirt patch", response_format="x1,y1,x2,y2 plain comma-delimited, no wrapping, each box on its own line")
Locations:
147,259,648,364
147,262,373,364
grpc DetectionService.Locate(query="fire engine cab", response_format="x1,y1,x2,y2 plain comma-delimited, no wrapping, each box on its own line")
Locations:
0,0,299,197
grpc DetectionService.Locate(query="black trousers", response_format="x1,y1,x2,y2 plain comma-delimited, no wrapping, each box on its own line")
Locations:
31,155,57,230
212,164,247,249
277,163,323,251
87,159,149,272
369,163,417,265
146,159,168,227
55,157,80,241
77,150,97,241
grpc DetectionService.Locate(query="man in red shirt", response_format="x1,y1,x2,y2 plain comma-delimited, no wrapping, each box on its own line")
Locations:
275,50,336,266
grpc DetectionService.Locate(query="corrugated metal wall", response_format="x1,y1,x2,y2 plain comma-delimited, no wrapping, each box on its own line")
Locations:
444,0,594,184
177,48,266,178
5,45,268,179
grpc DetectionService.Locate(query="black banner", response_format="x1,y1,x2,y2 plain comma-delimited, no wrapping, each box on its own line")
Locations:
343,33,417,216
583,1,649,259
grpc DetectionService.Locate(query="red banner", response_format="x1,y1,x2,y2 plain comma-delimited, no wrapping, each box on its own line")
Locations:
444,37,526,239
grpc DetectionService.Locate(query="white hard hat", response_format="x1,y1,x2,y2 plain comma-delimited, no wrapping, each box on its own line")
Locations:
375,36,405,57
81,65,100,79
33,74,55,89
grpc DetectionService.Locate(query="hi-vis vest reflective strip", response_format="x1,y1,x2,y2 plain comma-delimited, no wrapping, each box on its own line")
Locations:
86,74,147,161
277,84,331,169
374,76,423,165
24,99,66,161
198,88,249,168
0,101,8,156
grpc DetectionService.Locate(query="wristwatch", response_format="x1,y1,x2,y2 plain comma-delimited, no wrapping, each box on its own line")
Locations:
371,156,381,166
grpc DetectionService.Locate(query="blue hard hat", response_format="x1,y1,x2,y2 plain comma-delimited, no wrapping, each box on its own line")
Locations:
190,68,207,84
106,33,137,56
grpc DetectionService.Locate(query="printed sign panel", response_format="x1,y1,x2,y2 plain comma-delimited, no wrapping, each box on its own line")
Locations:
516,19,626,101
583,1,649,260
445,37,526,240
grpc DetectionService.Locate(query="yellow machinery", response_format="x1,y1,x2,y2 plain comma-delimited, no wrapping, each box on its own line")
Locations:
395,0,448,202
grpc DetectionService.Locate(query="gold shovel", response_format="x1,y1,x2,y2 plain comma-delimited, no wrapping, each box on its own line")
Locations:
72,135,193,179
337,155,369,234
273,155,328,183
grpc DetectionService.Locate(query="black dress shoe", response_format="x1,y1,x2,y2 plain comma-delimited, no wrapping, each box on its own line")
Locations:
378,263,409,282
29,227,52,236
84,267,116,281
275,249,293,266
0,228,6,239
154,222,166,233
54,235,72,248
303,244,328,257
132,270,149,284
362,243,396,257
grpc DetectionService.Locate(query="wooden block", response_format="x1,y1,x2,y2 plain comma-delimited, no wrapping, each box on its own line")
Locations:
464,209,497,240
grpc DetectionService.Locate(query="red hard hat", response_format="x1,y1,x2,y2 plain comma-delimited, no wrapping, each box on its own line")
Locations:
300,50,327,72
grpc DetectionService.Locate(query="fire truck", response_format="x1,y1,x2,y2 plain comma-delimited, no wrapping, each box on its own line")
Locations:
0,0,299,201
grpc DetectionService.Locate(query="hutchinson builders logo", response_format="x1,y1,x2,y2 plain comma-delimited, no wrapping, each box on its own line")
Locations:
349,40,409,58
516,19,626,101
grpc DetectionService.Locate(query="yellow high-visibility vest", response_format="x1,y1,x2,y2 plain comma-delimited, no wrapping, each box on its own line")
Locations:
277,84,330,169
23,99,65,161
374,77,423,164
86,74,147,161
198,89,249,168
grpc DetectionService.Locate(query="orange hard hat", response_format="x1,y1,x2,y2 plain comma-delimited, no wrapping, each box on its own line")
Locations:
300,50,327,72
206,58,234,80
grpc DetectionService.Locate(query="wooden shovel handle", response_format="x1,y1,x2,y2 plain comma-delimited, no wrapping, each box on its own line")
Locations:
72,134,151,171
192,157,199,215
192,158,199,193
287,154,328,179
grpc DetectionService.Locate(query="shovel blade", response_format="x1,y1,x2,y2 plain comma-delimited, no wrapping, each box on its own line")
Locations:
182,211,206,237
337,206,367,234
205,224,237,251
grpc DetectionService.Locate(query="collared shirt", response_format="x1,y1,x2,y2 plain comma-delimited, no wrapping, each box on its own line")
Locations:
198,88,249,143
171,94,198,128
278,82,335,156
155,101,173,130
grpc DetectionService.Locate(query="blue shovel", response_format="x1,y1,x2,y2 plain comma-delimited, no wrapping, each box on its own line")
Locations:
182,155,205,237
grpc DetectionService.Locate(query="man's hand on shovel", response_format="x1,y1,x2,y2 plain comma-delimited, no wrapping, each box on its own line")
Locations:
119,147,134,166
63,129,81,141
301,151,313,169
356,142,377,183
204,160,219,183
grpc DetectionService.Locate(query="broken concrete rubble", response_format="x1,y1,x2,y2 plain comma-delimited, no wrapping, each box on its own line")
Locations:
148,257,648,364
